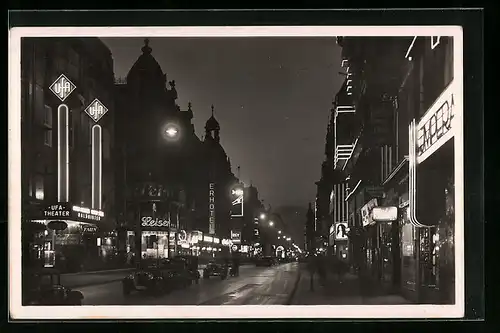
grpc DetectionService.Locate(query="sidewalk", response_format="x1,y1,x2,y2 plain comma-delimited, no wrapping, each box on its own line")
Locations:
291,268,412,305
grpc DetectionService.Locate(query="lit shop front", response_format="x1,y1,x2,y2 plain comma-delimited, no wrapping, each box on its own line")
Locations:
36,203,104,271
406,79,459,304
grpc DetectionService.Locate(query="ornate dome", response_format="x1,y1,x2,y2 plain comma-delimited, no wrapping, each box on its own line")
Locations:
205,105,220,131
126,39,165,84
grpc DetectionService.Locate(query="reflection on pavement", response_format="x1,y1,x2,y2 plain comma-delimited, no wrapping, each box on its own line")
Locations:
80,263,299,306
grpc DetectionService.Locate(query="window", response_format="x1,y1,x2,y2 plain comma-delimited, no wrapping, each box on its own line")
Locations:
35,175,44,200
43,105,52,128
44,130,53,147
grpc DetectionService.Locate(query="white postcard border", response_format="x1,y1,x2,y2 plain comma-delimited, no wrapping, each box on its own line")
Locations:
8,25,464,319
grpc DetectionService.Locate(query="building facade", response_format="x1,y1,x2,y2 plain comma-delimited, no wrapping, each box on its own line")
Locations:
334,36,456,304
114,40,237,262
21,37,116,273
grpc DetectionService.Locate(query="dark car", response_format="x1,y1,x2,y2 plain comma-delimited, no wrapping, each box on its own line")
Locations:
122,259,191,296
202,260,228,280
256,256,276,267
173,255,201,284
23,268,84,306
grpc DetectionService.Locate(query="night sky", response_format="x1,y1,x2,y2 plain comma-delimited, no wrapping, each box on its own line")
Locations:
102,37,343,209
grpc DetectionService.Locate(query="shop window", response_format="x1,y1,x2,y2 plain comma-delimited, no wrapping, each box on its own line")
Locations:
419,227,440,289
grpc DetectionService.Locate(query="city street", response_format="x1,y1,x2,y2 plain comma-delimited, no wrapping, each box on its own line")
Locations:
79,262,299,305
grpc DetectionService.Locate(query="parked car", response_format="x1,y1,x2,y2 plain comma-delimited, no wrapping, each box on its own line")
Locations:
122,259,191,296
173,255,201,284
23,268,84,305
202,260,228,280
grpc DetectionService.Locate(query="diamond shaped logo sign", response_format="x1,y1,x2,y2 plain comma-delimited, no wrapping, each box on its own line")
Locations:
84,99,108,123
49,74,76,102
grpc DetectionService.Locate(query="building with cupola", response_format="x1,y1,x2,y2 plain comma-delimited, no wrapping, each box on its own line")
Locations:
114,39,237,262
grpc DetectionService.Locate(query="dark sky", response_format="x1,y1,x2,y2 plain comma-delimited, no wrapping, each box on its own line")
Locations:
102,37,343,209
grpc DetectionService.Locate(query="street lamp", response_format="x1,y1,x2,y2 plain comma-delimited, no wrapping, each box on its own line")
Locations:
269,221,274,227
278,230,282,234
162,122,181,142
259,213,266,220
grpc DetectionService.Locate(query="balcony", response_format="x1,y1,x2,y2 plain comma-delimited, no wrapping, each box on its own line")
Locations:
334,144,354,169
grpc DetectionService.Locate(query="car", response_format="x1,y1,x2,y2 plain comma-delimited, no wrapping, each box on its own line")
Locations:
122,259,191,296
23,268,84,305
202,260,228,280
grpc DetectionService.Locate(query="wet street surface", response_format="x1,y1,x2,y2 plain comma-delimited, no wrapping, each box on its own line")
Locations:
80,262,299,305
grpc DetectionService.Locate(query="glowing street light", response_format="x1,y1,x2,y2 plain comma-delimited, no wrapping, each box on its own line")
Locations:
259,213,267,220
278,230,282,234
269,221,274,227
162,122,181,142
165,127,178,138
286,237,291,241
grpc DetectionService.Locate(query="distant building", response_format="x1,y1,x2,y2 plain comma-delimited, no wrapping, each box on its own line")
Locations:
21,37,116,272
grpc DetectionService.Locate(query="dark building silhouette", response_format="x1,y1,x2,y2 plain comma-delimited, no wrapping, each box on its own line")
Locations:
304,203,315,253
114,39,237,260
21,37,116,274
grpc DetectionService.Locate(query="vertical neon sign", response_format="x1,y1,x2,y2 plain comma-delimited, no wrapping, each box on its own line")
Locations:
49,74,76,202
209,183,216,235
84,99,108,211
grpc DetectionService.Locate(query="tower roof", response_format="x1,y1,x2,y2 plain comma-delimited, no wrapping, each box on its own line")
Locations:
126,38,164,83
205,105,220,131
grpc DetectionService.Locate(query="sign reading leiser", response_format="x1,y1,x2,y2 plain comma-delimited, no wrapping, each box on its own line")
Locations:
416,80,457,164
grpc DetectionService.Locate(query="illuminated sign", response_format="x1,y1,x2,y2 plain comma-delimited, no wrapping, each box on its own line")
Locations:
43,203,71,218
231,244,238,252
416,80,457,164
213,237,220,244
360,199,378,227
49,74,76,102
221,239,232,246
372,207,398,222
189,231,203,244
231,230,241,244
335,222,348,241
141,216,170,228
84,98,108,123
92,125,102,210
57,104,69,202
72,205,104,222
203,235,214,243
209,183,216,234
230,184,244,217
82,225,98,233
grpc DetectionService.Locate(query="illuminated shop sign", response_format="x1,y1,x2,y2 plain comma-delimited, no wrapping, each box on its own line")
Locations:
82,225,98,233
133,182,177,200
231,230,241,244
43,203,71,218
189,231,203,244
72,205,104,222
334,222,349,240
209,183,216,234
213,237,220,244
42,203,104,223
203,235,214,243
141,216,170,228
372,207,398,222
221,239,232,246
360,199,378,227
416,80,457,164
230,184,244,217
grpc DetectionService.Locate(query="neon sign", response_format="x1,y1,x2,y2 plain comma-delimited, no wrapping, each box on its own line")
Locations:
230,184,244,217
209,183,216,234
416,81,457,164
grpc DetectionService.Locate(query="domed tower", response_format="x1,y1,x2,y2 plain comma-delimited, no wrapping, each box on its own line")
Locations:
205,105,220,143
126,38,167,102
